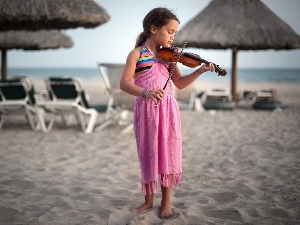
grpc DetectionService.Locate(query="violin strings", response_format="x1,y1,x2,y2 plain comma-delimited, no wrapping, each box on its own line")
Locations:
162,41,187,90
156,41,187,106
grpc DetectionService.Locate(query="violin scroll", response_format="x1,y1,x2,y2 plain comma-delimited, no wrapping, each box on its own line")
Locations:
214,65,227,76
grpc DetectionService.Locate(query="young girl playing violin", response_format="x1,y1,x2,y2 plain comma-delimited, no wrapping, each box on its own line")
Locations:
120,7,214,219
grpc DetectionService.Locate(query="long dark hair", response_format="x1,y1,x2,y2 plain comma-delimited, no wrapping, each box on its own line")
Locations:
135,7,179,48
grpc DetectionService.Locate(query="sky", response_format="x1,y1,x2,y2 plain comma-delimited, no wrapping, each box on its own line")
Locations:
7,0,300,69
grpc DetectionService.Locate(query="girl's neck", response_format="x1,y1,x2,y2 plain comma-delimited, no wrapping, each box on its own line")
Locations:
145,40,160,56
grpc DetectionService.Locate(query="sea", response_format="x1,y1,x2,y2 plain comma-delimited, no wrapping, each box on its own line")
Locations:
7,67,300,83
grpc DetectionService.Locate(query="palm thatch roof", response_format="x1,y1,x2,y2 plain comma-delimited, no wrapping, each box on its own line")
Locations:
0,0,110,31
173,0,300,100
1,30,73,80
0,30,73,50
174,0,300,50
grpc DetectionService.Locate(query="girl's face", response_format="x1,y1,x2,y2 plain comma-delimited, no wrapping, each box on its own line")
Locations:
152,19,179,48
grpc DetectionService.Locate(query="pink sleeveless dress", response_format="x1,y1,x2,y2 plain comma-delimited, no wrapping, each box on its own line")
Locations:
134,50,182,195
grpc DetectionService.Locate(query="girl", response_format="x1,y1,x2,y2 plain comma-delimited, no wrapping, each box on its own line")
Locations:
120,7,214,219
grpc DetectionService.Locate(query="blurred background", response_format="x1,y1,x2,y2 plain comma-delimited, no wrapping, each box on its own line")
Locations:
6,0,300,70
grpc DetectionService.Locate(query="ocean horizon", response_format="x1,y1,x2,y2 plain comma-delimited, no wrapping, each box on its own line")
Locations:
7,67,300,83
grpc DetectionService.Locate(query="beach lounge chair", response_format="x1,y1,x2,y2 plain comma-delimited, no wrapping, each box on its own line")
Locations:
0,77,39,130
96,62,133,134
252,89,284,110
36,77,102,134
173,84,197,110
200,89,236,110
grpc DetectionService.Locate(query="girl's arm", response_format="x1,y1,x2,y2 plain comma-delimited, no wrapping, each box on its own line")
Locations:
171,63,214,90
120,48,144,97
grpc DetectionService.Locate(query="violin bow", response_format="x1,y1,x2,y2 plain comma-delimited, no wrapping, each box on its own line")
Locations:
156,41,187,106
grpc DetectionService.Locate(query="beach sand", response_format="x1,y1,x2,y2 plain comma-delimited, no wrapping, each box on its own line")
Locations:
0,79,299,224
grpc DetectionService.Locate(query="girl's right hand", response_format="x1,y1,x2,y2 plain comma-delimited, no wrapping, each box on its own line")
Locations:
146,89,165,103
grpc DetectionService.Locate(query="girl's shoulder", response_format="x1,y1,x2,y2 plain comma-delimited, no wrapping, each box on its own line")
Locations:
128,46,143,60
133,46,143,54
126,46,142,66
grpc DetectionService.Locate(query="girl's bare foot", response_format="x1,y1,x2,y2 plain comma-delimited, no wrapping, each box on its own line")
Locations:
135,202,153,212
135,184,154,213
160,202,173,219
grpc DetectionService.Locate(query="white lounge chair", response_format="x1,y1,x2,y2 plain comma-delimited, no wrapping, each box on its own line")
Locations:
0,77,39,130
36,77,101,134
96,62,133,134
252,89,284,110
173,84,197,110
200,89,236,110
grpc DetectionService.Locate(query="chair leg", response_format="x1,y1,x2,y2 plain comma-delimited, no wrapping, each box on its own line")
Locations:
118,110,129,125
75,109,86,131
75,106,98,134
25,106,38,130
84,110,98,134
35,107,56,132
94,119,113,132
121,123,134,134
189,90,197,110
0,113,5,129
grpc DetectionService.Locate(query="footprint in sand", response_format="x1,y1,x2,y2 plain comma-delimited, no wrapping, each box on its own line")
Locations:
207,192,239,204
203,209,243,222
0,206,23,224
3,179,35,191
107,209,135,225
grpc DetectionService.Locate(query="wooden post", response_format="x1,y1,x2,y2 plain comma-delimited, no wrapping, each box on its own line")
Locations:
1,50,7,80
231,48,238,101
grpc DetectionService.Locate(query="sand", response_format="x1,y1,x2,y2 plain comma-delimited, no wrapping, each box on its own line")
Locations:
0,79,299,224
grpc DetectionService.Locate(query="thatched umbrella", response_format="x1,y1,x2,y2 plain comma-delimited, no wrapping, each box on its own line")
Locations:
0,30,73,80
0,0,110,31
0,0,109,80
173,0,300,100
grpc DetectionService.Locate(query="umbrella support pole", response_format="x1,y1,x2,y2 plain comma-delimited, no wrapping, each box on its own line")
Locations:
1,50,7,80
231,49,238,101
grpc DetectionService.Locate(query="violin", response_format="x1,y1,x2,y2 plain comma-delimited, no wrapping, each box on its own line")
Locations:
158,47,227,76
